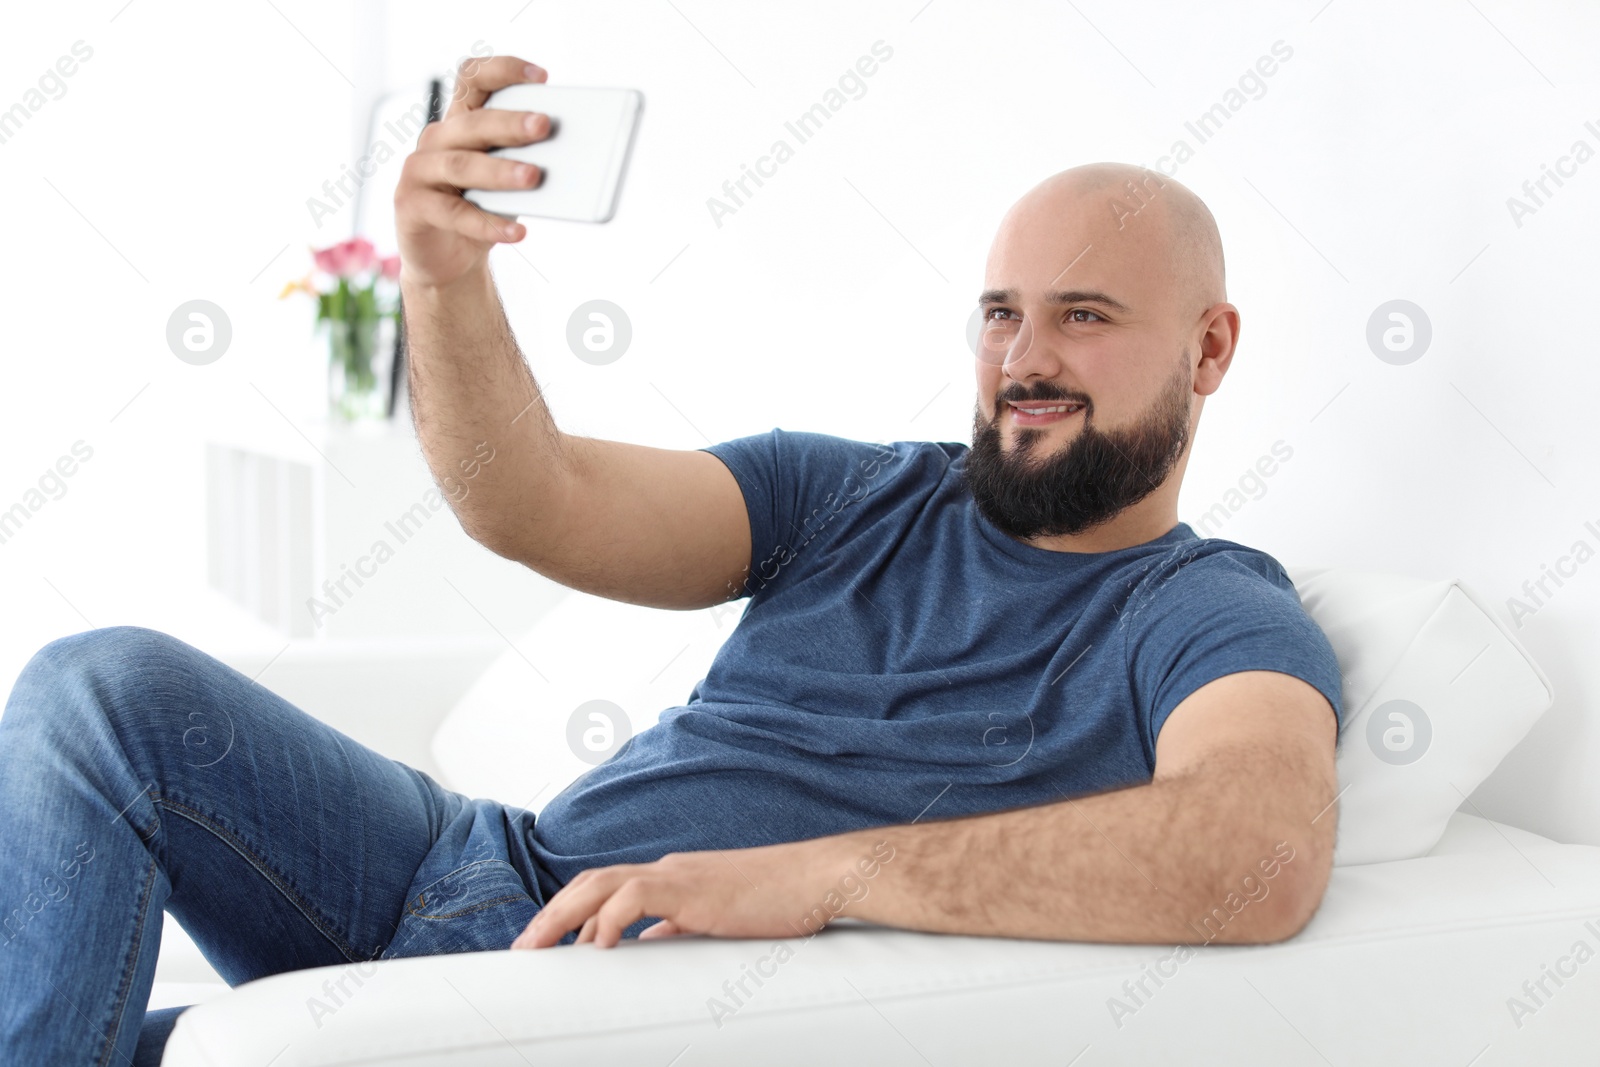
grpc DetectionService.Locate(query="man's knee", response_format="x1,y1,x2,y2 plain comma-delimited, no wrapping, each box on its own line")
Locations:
7,626,205,738
24,625,197,684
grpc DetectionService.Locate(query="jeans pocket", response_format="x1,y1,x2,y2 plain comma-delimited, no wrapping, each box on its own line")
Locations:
382,859,538,959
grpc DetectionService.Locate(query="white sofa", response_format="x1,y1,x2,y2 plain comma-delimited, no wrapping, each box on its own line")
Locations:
156,566,1600,1064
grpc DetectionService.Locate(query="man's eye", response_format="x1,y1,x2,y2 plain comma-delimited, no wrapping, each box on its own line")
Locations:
983,307,1019,322
1067,308,1102,323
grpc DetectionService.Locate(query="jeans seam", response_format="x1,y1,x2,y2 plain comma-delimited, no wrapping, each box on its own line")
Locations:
154,795,363,962
407,858,507,897
407,894,527,921
96,857,157,1067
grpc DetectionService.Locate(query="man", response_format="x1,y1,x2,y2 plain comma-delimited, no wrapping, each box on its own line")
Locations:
0,55,1342,1065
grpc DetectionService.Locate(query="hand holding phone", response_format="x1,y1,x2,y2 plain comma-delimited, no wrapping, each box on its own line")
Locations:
463,84,643,225
393,55,554,290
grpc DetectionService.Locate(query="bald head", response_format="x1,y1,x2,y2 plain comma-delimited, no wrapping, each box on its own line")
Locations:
992,162,1225,320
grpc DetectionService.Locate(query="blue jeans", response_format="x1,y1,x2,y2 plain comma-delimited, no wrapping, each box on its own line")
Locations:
0,627,554,1066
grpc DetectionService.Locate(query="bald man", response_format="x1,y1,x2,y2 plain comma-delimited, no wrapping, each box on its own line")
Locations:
0,59,1343,1063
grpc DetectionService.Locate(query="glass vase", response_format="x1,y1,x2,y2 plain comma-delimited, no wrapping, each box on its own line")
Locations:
326,312,395,422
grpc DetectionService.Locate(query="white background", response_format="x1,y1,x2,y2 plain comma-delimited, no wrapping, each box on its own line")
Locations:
1,0,1597,843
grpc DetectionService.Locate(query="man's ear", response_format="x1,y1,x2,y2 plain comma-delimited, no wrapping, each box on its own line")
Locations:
1193,302,1240,397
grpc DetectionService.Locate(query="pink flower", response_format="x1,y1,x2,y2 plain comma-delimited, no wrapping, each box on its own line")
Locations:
312,237,379,278
379,254,401,281
344,238,377,274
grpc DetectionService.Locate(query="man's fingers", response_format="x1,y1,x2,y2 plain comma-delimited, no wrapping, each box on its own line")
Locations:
459,200,527,244
594,880,666,949
445,55,547,120
523,868,633,948
407,148,542,195
427,107,552,153
405,190,525,244
575,916,599,944
637,919,682,941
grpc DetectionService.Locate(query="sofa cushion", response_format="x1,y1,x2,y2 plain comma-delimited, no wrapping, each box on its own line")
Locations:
1284,566,1553,863
431,592,734,813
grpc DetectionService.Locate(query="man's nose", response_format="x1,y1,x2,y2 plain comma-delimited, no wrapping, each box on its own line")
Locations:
997,318,1066,379
977,316,1039,367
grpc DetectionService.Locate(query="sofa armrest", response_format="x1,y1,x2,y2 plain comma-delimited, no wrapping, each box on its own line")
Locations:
162,835,1600,1066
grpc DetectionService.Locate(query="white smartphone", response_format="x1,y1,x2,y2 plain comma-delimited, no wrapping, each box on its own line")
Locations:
462,83,643,224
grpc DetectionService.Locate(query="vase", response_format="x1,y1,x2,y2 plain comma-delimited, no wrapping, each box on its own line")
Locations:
326,312,395,422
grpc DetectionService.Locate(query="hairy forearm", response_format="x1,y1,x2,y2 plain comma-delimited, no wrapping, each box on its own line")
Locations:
402,267,572,553
829,752,1335,945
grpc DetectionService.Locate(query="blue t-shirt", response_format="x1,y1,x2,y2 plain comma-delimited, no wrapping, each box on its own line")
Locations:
529,430,1343,890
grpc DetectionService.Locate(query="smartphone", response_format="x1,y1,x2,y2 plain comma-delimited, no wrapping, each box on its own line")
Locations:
462,84,643,224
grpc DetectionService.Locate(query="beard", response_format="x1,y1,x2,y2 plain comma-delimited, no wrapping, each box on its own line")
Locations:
962,355,1193,541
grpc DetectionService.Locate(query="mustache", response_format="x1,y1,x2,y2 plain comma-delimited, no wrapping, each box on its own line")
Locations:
996,387,1091,410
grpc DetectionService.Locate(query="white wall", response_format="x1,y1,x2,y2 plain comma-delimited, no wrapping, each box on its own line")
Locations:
2,0,1597,843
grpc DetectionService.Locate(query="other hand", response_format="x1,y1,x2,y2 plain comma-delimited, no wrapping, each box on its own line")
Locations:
511,836,888,950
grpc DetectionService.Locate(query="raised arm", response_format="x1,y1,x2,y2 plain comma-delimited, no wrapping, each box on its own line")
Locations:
394,56,750,610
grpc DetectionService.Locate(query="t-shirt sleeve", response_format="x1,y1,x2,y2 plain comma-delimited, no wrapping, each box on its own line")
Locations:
698,428,901,600
1121,547,1345,759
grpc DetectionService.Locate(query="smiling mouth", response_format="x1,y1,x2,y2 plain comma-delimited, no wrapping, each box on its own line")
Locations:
1006,401,1085,426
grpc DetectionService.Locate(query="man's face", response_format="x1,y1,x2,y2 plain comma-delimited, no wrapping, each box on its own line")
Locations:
963,183,1199,540
964,348,1192,540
